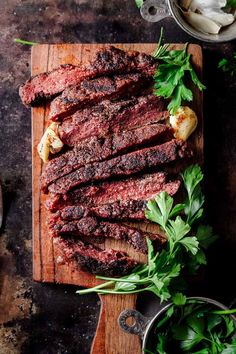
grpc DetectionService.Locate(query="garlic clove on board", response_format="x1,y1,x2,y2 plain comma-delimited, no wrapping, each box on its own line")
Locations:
37,122,64,163
169,106,198,141
183,11,222,34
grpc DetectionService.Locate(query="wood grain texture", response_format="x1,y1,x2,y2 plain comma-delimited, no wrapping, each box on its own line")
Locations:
31,43,203,354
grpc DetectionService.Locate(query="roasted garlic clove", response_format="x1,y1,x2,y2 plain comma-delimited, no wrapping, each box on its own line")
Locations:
170,106,198,141
37,123,63,163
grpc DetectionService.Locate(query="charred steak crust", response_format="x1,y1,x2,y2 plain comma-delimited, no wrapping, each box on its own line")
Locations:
56,237,137,276
41,123,173,192
48,139,188,195
52,201,147,222
49,73,152,121
52,216,165,254
46,173,181,212
59,94,169,146
20,46,156,107
19,64,88,107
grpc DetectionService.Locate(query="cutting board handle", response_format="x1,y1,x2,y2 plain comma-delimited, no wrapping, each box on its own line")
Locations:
91,294,142,354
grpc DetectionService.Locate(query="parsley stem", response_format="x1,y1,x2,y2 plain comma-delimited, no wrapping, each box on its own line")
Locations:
96,288,147,295
76,280,114,294
211,308,236,315
14,38,37,45
96,276,150,284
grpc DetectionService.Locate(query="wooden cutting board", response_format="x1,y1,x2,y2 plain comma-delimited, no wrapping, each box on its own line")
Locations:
32,43,203,354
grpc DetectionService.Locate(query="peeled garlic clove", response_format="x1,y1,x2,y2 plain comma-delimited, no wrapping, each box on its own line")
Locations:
183,11,222,34
190,0,226,12
202,9,234,26
170,106,198,141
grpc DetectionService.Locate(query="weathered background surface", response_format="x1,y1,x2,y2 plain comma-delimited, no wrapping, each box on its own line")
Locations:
0,1,235,353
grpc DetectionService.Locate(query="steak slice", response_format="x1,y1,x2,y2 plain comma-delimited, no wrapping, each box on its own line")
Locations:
52,216,165,254
49,73,151,121
20,46,156,106
93,200,147,221
47,172,180,212
59,94,169,146
55,237,137,276
52,201,147,222
48,139,188,195
41,123,173,192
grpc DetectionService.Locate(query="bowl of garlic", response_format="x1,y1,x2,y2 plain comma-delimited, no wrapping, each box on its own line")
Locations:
169,0,236,42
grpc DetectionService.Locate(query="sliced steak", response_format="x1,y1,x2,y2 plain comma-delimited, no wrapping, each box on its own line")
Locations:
59,95,169,146
47,172,180,212
48,139,188,195
52,201,147,222
41,123,173,192
52,216,165,254
55,237,137,276
49,73,151,121
93,200,147,221
20,46,156,106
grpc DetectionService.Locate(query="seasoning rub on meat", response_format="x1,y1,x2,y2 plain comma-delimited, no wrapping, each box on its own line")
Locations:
19,45,192,276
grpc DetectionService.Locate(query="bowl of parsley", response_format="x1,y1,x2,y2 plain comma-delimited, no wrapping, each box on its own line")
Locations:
119,296,236,353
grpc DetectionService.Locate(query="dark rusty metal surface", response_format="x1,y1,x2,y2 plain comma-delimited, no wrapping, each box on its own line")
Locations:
0,1,235,353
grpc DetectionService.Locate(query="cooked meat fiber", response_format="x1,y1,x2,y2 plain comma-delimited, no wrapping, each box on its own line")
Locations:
41,123,173,192
59,95,169,146
20,46,156,106
56,237,137,276
49,73,151,121
93,200,147,221
52,201,147,222
52,216,165,254
48,139,187,195
47,172,180,212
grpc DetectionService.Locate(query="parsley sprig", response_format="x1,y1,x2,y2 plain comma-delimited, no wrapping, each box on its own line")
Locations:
226,0,236,8
135,0,143,8
219,52,236,77
153,29,206,115
77,165,217,302
145,299,236,354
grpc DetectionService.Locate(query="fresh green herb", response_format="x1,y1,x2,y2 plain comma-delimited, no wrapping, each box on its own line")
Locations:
135,0,143,9
144,300,236,354
77,165,216,302
218,53,236,77
153,29,205,114
14,38,37,45
226,0,236,8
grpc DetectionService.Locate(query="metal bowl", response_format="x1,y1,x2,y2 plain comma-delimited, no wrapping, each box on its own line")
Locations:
168,0,236,43
140,0,236,43
119,296,236,353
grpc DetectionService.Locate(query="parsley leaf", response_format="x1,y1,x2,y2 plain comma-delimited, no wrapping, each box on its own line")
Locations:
219,52,236,77
226,0,236,8
173,292,187,306
182,164,205,226
196,225,218,249
153,29,205,114
135,0,143,9
77,165,216,305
